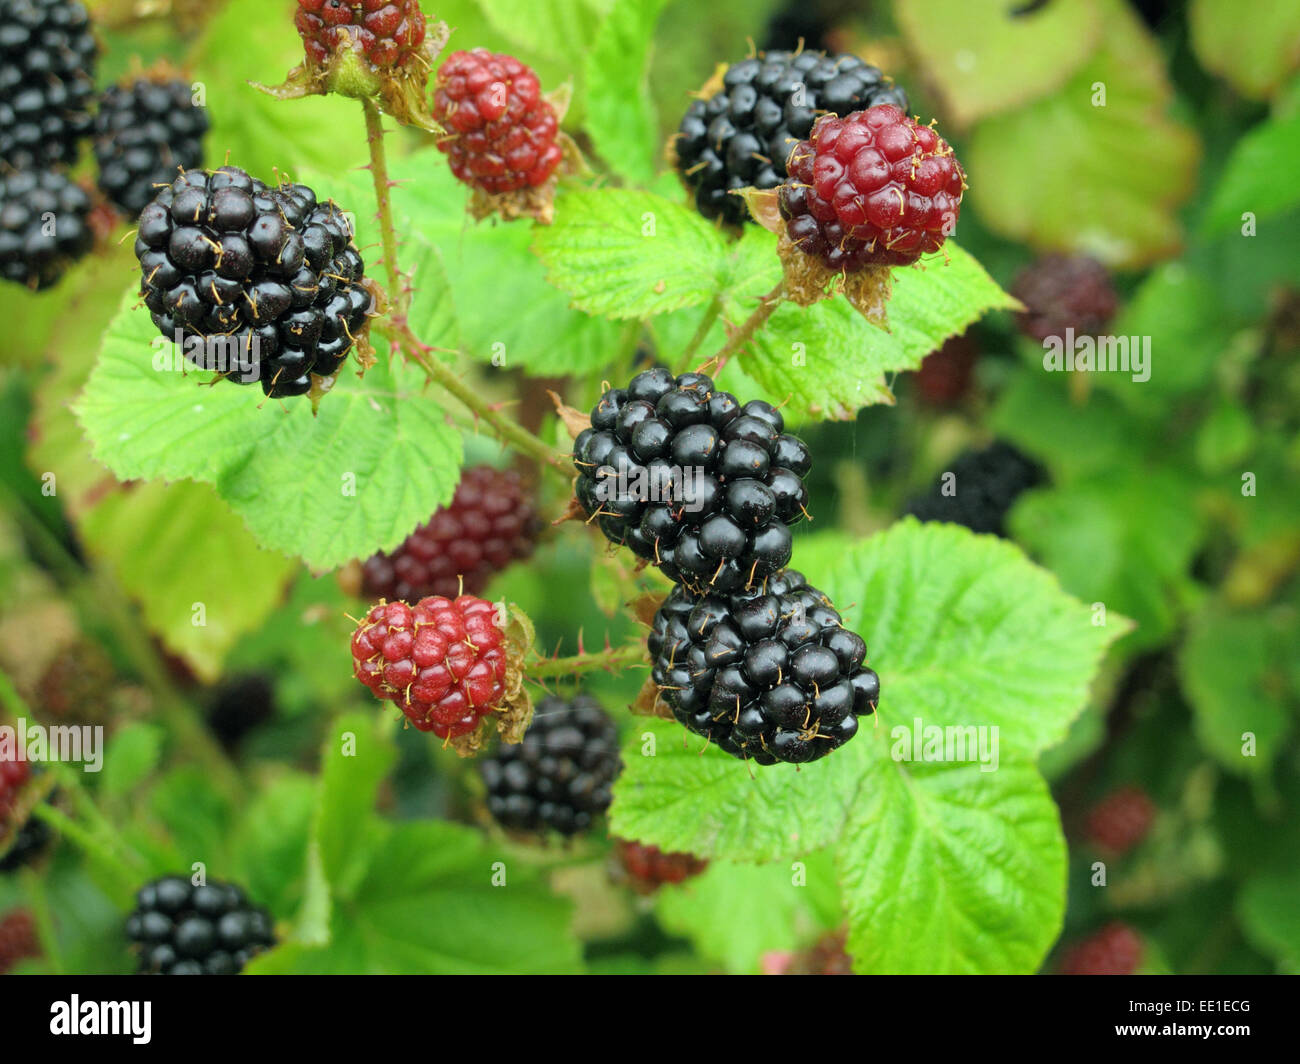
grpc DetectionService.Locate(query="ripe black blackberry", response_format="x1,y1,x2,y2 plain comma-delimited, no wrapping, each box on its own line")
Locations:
904,441,1044,537
125,875,275,975
649,569,879,765
206,673,275,751
478,694,621,836
0,0,97,170
93,76,209,217
572,368,811,594
0,815,51,872
0,168,92,289
674,49,907,226
135,166,371,398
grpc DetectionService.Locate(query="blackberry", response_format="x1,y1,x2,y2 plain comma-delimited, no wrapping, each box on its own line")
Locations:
478,694,620,836
135,166,371,398
93,76,209,217
361,465,540,603
614,839,707,893
206,673,275,751
572,368,812,593
904,441,1044,537
125,874,275,975
648,569,879,766
0,0,97,170
0,815,51,872
674,49,907,226
914,332,978,406
0,168,92,289
1085,786,1156,855
0,909,40,973
295,0,429,70
1058,922,1143,976
1011,254,1119,342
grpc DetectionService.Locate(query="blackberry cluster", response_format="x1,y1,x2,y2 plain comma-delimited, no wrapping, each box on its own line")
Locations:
674,49,907,226
135,166,371,398
362,465,540,603
0,0,97,170
1011,253,1119,342
126,875,275,975
904,441,1043,537
0,168,92,289
479,695,620,836
93,77,209,217
294,0,428,69
572,368,811,594
648,569,879,765
432,49,562,195
779,104,966,270
206,673,275,751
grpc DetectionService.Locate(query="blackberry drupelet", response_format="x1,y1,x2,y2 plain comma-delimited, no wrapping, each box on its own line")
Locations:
361,465,540,603
648,569,879,765
125,875,275,975
135,166,371,398
0,0,97,170
572,367,812,593
479,694,620,836
93,76,209,217
904,441,1044,536
674,49,907,226
0,168,92,289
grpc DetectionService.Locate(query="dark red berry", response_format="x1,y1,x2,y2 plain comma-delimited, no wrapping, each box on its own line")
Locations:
294,0,428,69
915,332,978,406
361,466,540,603
432,49,562,194
1085,786,1156,855
1011,254,1119,342
0,909,39,973
1059,923,1143,975
615,839,707,893
350,595,508,738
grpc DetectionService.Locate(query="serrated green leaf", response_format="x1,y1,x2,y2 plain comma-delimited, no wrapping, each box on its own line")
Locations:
837,741,1066,974
1201,103,1300,234
1189,0,1300,100
1178,609,1293,775
230,773,318,921
148,767,234,870
476,0,612,64
583,0,670,182
403,237,460,352
98,723,165,798
533,188,729,319
314,712,397,899
73,290,463,569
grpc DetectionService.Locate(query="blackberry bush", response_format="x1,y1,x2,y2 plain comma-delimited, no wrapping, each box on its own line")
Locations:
125,875,275,975
0,168,93,289
648,569,879,765
479,694,620,836
0,0,97,170
93,75,210,217
134,166,372,398
573,368,811,593
674,49,907,226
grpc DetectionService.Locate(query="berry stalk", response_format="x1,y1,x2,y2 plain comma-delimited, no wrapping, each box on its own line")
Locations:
526,643,647,680
705,283,785,371
361,97,404,305
676,294,725,373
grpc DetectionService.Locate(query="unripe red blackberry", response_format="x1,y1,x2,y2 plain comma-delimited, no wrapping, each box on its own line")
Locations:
0,909,39,973
134,166,371,398
615,839,707,893
0,168,93,290
0,757,51,872
92,76,209,217
350,595,509,738
0,0,97,170
914,332,978,406
1085,786,1156,855
649,569,879,765
294,0,428,70
126,875,275,975
478,694,620,836
573,368,811,594
779,104,965,270
1011,253,1119,342
1058,922,1143,975
675,50,907,226
432,49,562,195
361,465,540,603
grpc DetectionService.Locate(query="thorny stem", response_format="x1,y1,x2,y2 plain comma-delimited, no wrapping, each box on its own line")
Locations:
361,100,571,477
30,802,141,897
704,282,785,371
676,294,724,373
525,643,647,680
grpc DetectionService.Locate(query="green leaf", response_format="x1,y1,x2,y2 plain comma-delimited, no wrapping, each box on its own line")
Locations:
80,480,294,681
654,852,839,973
967,0,1199,267
817,520,1125,755
895,0,1103,125
251,821,583,974
98,723,165,798
533,188,729,319
313,712,397,899
147,768,233,870
837,744,1066,974
1238,870,1300,970
1189,0,1300,100
1178,609,1293,775
583,0,670,182
1201,104,1300,234
722,241,1017,420
230,773,318,921
476,0,612,65
73,289,463,569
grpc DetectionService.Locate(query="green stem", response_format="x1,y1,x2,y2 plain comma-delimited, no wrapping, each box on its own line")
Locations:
20,867,65,974
676,294,724,372
526,643,646,680
704,282,785,370
361,97,403,304
30,803,140,896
